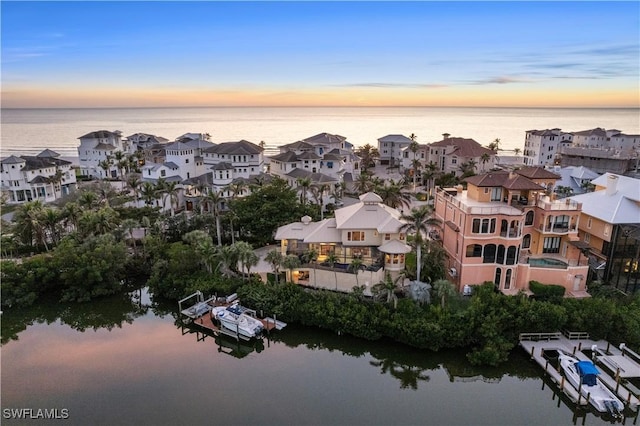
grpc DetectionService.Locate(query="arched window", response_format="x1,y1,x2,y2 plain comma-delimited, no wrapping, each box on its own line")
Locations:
506,246,517,265
494,268,502,286
483,244,496,263
497,245,506,264
522,234,531,249
525,211,534,226
500,220,508,237
505,269,512,290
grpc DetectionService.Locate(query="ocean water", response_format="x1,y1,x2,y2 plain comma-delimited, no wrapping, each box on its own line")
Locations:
1,106,639,161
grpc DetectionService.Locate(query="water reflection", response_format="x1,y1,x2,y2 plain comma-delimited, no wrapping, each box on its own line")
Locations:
1,289,149,345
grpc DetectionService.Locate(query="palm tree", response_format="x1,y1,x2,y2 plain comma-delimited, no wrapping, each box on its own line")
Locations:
487,138,501,152
355,144,380,173
372,271,400,308
324,252,340,290
400,205,442,282
432,279,457,310
303,248,319,287
140,182,157,207
163,181,180,216
480,153,491,170
205,190,224,246
354,172,374,194
310,184,329,220
120,218,140,255
348,257,364,286
513,148,522,156
41,207,62,247
126,174,142,206
296,177,312,205
13,201,47,250
98,156,113,179
233,241,258,281
409,134,420,192
78,191,100,209
421,162,438,196
377,179,411,210
265,250,284,283
283,254,301,283
61,201,82,232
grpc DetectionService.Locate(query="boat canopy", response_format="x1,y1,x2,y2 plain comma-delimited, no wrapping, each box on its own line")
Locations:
576,361,599,386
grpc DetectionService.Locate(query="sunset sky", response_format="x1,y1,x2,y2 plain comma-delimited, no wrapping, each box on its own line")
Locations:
2,1,639,108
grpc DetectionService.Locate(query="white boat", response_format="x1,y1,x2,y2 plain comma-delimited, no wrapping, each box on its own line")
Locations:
558,352,623,417
211,304,264,339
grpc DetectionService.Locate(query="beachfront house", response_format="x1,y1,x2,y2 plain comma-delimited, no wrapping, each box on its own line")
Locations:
274,192,410,291
523,128,573,167
77,130,127,178
569,173,640,294
1,150,78,204
434,167,590,297
378,134,413,167
427,135,497,176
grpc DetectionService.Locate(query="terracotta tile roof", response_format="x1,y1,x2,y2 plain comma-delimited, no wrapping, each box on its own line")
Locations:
429,137,494,157
465,171,545,190
514,166,561,179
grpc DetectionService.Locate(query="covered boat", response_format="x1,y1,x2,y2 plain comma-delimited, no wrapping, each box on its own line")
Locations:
558,352,623,418
211,303,264,339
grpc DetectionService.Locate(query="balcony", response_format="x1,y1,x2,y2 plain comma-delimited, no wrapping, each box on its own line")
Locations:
537,223,578,235
536,196,581,211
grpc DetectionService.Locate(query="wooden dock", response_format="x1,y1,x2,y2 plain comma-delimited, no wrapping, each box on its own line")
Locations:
520,331,640,412
179,291,286,341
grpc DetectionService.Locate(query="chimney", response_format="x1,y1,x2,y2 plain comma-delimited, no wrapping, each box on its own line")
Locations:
301,215,312,225
456,184,463,195
605,174,618,196
442,133,450,140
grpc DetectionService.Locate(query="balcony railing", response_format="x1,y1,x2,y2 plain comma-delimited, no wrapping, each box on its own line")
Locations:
536,198,582,211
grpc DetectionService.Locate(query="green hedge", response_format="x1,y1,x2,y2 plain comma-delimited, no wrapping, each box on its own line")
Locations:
529,280,566,300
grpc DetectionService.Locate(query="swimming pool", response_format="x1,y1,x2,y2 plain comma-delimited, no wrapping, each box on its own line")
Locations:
528,257,568,269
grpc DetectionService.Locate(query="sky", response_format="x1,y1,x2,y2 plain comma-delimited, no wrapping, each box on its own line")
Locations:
1,1,639,108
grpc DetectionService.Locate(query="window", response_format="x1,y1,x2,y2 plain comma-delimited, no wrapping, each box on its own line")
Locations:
483,244,496,263
525,211,534,226
587,217,592,229
399,233,405,240
506,246,517,265
466,244,482,257
451,158,457,164
543,237,561,254
473,218,496,234
584,233,590,243
320,245,334,256
185,159,189,164
491,187,502,201
604,225,610,237
504,269,512,290
351,247,370,258
160,170,166,177
497,245,506,264
522,234,531,249
347,231,365,241
494,268,502,286
384,234,391,241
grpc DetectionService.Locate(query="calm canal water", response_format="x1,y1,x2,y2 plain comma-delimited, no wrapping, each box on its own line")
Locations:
0,290,628,425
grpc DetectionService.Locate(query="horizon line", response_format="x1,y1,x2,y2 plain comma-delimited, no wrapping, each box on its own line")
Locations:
3,105,639,110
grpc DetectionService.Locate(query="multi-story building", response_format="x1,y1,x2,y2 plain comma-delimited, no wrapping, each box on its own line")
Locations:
434,167,589,297
569,173,640,294
77,130,127,178
275,192,410,290
202,139,265,196
427,135,497,176
523,128,573,166
1,149,77,204
378,134,413,167
269,133,360,188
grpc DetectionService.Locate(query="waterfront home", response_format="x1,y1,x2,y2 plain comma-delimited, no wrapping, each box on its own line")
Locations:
549,165,600,197
77,130,128,178
569,173,640,294
434,167,590,297
269,133,361,184
1,150,78,204
275,192,410,290
378,134,413,167
523,128,573,167
427,135,497,176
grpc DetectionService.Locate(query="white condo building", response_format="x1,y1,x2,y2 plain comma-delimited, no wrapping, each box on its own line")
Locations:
523,129,573,166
